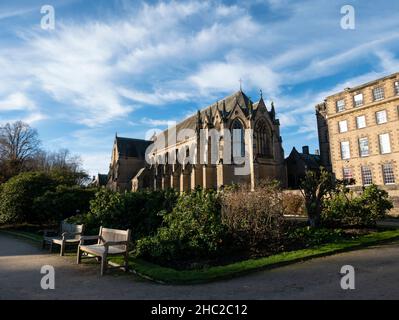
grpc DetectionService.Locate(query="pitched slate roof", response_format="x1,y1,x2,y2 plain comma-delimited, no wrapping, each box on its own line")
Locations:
116,137,152,159
286,147,321,170
156,90,267,146
299,153,321,170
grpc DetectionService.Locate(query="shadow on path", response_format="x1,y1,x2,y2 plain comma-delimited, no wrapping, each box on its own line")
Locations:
2,232,399,300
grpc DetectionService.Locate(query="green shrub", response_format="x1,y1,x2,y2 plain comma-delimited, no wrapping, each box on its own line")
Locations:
48,168,89,186
0,172,58,224
135,188,227,264
287,226,344,247
67,188,178,239
32,185,97,223
0,170,97,225
322,184,393,228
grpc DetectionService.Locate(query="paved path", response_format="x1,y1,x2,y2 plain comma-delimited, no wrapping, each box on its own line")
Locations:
1,232,399,299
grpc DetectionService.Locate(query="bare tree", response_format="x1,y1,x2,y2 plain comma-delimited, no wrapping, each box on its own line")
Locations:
31,148,88,186
0,121,41,177
0,121,88,185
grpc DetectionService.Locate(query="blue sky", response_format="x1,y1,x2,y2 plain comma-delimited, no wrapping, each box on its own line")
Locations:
1,0,399,176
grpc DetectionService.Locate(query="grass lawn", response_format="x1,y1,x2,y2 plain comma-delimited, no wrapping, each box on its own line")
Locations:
3,228,399,285
1,229,43,242
111,229,399,284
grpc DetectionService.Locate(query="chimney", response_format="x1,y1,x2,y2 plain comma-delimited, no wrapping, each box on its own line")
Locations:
302,146,309,155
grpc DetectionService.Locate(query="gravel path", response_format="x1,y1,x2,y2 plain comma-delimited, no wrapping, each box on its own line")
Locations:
1,232,399,300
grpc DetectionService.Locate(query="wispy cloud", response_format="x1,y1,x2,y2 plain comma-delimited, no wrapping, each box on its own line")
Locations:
0,7,34,21
1,0,399,174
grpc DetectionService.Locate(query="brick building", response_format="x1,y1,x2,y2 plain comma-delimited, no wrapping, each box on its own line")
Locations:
316,72,399,214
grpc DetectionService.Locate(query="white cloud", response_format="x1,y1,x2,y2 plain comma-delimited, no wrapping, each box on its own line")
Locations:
2,0,399,174
80,152,112,176
140,117,177,127
118,87,193,105
2,0,398,129
0,7,34,20
0,92,35,111
188,57,281,96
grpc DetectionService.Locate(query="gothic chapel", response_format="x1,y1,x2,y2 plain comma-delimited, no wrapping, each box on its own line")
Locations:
107,90,287,192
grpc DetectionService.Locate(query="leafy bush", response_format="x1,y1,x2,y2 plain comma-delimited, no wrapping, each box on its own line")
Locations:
48,168,89,186
0,172,58,224
287,226,344,248
32,185,97,223
68,188,178,239
135,188,227,265
322,184,393,228
220,181,286,250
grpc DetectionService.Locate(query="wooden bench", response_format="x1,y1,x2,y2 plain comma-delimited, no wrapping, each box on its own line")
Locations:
42,221,84,256
77,227,131,276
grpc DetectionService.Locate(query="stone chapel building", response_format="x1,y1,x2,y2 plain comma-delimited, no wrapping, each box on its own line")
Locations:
107,90,287,192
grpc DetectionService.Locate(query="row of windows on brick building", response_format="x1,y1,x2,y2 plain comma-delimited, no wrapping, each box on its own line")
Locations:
342,163,396,186
335,80,399,112
337,109,395,134
340,133,392,159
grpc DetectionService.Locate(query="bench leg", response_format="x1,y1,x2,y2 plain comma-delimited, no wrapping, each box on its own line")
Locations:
60,241,65,256
124,251,129,272
49,242,53,253
100,255,107,276
77,246,82,264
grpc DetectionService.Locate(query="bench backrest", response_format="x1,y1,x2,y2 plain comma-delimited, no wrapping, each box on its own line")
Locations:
99,227,131,250
61,221,84,239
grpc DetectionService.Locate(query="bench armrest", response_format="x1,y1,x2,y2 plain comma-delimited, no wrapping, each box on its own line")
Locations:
62,231,83,239
79,235,101,244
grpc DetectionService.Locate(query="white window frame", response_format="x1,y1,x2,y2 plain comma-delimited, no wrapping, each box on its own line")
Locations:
394,81,399,96
376,110,388,124
373,87,385,101
338,120,348,133
340,141,351,160
382,163,396,185
343,168,353,181
379,133,391,154
359,137,369,157
336,99,345,112
354,93,364,107
356,115,366,129
361,166,373,186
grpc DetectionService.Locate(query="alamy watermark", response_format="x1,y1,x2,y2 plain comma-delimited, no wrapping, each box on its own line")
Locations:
340,265,355,290
41,5,55,30
340,5,355,30
144,125,253,176
40,265,55,290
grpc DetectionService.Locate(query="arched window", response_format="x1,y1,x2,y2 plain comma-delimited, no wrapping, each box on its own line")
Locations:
232,119,245,158
256,120,272,157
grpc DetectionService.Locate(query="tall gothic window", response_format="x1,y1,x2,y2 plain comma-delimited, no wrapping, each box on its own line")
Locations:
255,120,272,157
232,119,245,158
